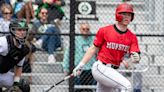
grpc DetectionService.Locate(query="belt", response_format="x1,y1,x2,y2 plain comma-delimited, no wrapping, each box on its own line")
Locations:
98,61,119,69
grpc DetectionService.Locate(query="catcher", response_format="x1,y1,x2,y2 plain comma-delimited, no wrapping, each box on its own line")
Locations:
0,19,30,92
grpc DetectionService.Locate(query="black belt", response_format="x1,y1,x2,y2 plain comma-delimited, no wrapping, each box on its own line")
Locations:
102,62,119,69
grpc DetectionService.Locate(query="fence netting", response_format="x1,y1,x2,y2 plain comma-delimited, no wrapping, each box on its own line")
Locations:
1,0,164,92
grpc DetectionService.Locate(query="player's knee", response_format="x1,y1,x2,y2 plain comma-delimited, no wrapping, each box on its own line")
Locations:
4,81,13,88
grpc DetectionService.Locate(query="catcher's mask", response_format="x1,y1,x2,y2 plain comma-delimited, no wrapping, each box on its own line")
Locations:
9,19,29,47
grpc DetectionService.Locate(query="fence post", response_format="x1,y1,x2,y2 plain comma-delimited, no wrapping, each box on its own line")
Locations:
69,0,76,92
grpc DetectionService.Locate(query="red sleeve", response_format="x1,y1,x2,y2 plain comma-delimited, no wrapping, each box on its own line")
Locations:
93,28,105,47
129,35,140,53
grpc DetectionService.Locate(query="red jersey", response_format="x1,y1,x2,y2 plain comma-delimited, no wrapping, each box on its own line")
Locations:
94,25,140,66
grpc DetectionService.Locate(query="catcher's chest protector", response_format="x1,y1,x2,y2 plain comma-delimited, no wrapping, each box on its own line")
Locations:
0,35,30,73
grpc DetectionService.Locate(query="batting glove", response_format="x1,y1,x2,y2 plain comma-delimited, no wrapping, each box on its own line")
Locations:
131,52,140,63
73,62,85,76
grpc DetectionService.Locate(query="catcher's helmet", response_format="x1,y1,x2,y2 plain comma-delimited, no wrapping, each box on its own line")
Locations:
9,19,29,45
115,3,134,22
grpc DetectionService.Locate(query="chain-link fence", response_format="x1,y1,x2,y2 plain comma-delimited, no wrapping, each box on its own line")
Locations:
6,0,163,92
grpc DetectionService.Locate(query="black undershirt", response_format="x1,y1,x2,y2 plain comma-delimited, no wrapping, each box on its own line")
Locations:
114,24,128,34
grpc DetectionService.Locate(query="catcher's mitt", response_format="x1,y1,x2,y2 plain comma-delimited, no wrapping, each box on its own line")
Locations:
10,82,22,92
10,86,22,92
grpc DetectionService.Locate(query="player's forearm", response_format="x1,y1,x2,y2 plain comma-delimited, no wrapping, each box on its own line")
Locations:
80,45,98,65
12,66,22,83
14,67,22,79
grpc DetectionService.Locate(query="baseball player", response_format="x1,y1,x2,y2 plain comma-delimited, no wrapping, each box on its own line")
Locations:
73,3,140,92
0,19,30,92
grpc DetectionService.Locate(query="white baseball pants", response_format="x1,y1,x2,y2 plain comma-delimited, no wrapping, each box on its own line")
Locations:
0,71,14,88
92,60,132,92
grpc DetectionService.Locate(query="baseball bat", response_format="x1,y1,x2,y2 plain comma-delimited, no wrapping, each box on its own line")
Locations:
43,73,74,92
